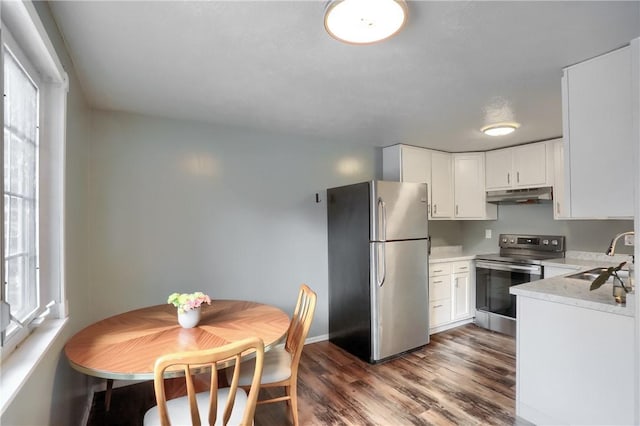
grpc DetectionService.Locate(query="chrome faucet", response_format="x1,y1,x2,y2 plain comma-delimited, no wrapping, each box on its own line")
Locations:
606,231,634,256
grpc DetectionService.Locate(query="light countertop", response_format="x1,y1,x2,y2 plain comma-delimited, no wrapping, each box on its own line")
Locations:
509,251,637,317
430,247,636,316
429,245,475,263
429,254,475,263
542,250,631,269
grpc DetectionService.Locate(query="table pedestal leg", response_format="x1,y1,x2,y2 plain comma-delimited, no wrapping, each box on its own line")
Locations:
105,379,113,411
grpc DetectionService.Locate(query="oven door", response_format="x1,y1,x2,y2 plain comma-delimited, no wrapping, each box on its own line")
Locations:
475,260,542,320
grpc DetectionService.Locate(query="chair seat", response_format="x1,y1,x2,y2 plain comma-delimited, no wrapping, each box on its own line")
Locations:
143,387,248,425
231,347,292,386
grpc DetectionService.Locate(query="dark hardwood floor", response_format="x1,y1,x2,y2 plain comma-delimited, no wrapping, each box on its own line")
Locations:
87,323,515,425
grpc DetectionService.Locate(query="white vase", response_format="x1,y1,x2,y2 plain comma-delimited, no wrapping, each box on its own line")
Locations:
178,307,201,328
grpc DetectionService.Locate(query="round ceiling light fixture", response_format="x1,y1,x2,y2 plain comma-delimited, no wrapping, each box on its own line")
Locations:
481,122,521,137
324,0,408,45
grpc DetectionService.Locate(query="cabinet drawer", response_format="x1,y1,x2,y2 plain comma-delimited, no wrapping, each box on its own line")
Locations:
430,275,452,300
429,263,452,276
453,261,471,274
430,299,452,328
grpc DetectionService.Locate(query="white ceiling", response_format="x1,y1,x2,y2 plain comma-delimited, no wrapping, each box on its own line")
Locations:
48,1,640,152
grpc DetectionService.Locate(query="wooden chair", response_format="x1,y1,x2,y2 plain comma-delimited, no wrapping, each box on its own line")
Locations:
144,337,265,426
228,284,317,426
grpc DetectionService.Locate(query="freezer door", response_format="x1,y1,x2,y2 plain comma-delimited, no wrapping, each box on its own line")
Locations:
370,181,428,242
371,239,429,361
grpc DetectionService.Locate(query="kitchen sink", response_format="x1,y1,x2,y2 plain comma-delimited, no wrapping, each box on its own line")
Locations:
567,267,629,282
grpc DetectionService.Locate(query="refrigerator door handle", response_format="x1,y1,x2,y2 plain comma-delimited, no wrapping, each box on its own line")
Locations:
377,197,387,242
376,243,386,287
376,197,387,287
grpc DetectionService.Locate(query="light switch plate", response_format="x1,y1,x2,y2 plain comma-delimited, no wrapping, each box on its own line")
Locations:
485,229,492,239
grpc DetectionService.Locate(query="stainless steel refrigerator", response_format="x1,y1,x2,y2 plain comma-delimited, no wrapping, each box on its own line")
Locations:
327,180,430,363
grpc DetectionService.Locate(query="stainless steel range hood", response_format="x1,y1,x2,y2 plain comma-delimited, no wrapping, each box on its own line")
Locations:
486,187,553,204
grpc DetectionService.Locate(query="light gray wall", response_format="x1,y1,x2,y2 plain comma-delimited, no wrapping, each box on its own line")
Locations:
461,203,634,255
87,111,378,338
1,3,92,426
428,220,464,247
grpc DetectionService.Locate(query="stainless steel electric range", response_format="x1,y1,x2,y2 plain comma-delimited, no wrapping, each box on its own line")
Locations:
475,234,566,336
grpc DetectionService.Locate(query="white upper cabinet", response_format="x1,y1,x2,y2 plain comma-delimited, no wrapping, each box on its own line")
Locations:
485,148,512,190
430,151,454,218
383,144,455,220
383,144,433,218
453,153,497,220
485,141,551,191
382,144,432,184
561,45,633,219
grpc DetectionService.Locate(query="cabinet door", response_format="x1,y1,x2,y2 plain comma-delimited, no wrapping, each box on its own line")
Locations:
485,148,512,190
452,273,471,320
563,46,633,218
552,139,569,219
454,153,486,218
513,143,547,187
429,262,452,277
430,274,452,301
401,146,432,184
430,151,453,218
429,299,452,328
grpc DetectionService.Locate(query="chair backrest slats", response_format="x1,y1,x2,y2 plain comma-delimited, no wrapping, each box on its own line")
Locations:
285,284,317,367
152,337,264,426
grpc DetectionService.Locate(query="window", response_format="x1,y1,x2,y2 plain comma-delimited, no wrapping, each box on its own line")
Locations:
2,38,40,343
0,1,68,359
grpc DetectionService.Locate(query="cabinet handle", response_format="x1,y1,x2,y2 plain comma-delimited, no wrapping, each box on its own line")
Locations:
428,204,431,215
434,204,437,215
507,173,510,184
455,278,458,288
433,304,443,308
556,201,560,214
433,280,443,284
455,205,459,215
517,171,520,183
432,269,443,273
457,266,468,270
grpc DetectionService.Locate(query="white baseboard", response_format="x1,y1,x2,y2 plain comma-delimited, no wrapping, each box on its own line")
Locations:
429,317,474,335
305,333,328,344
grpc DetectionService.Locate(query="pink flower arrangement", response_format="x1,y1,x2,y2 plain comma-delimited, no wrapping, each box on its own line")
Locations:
167,291,212,314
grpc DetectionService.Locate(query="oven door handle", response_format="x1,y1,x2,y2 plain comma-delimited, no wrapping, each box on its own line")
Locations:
476,261,542,274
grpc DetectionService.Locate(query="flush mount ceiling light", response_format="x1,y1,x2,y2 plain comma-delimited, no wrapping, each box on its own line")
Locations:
481,122,521,137
324,0,408,45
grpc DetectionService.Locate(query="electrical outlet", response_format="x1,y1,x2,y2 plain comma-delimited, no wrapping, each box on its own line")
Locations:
485,229,492,239
624,234,634,246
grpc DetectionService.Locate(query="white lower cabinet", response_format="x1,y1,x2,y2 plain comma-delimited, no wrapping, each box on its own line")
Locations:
430,299,452,329
516,296,634,425
452,268,471,320
429,259,474,334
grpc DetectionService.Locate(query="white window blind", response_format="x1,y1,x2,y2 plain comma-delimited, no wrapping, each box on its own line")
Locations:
3,44,40,336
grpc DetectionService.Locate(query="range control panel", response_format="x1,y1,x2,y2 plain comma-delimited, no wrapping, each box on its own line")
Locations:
498,234,565,253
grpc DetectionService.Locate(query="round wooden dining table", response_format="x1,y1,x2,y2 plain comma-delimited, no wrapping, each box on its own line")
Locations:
64,300,290,380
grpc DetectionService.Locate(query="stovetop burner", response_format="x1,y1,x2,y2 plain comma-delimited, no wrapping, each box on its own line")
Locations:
476,233,566,264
